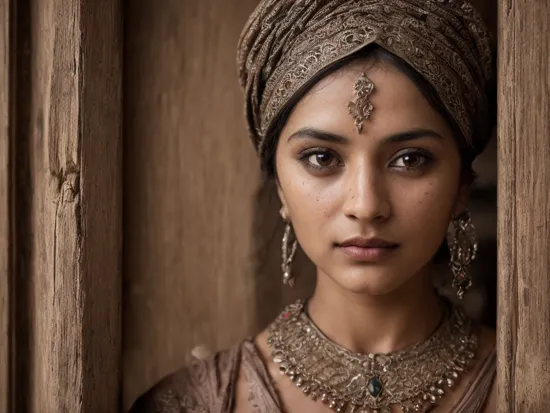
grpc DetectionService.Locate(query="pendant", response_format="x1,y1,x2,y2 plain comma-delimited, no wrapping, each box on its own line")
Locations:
267,300,477,413
367,376,383,398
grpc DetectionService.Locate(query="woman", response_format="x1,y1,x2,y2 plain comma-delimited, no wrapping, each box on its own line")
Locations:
130,0,496,412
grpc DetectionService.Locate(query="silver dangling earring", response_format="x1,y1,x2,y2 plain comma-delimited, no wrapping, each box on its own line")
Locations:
449,208,478,299
280,208,298,288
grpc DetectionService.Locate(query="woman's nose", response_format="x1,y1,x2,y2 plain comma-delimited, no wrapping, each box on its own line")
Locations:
341,166,391,223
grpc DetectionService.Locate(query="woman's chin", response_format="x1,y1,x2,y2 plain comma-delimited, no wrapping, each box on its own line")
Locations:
326,268,414,296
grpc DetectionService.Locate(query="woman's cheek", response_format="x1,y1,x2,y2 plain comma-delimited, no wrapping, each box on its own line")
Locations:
400,174,455,209
290,186,330,224
288,185,336,244
399,185,454,241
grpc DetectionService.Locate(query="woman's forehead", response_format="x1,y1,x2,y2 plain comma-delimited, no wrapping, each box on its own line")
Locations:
282,63,452,142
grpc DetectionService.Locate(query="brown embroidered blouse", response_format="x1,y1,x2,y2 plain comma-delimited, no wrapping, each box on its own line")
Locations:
129,338,496,413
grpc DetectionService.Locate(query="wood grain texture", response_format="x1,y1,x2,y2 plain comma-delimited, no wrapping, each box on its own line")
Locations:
0,0,11,410
9,0,122,411
123,0,260,409
79,0,122,410
497,0,550,411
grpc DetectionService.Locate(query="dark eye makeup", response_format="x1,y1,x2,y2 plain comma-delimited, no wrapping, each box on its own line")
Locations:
296,147,435,174
388,148,435,171
297,147,342,172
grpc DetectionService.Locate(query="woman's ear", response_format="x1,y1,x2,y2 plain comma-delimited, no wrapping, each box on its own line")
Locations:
453,183,471,217
276,180,289,220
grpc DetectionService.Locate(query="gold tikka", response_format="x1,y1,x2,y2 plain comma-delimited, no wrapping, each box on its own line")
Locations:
267,300,477,413
348,73,375,134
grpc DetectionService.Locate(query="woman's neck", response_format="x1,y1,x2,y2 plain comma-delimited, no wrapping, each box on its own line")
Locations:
307,269,446,355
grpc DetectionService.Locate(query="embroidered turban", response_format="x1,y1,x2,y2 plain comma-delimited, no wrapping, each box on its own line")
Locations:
237,0,495,161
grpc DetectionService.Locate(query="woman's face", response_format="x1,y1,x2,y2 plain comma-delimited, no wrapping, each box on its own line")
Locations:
275,59,467,296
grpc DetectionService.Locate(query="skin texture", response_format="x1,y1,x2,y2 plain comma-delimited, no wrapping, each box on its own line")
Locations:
234,59,496,413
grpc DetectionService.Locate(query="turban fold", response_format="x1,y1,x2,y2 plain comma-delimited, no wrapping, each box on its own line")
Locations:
237,0,494,160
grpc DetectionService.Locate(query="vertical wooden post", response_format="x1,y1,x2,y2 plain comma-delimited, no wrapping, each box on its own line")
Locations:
0,0,11,411
4,0,122,411
498,0,550,411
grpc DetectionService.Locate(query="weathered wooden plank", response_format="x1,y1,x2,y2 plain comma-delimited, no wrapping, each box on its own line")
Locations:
79,0,122,410
498,0,550,411
0,0,11,410
8,0,122,411
29,2,86,410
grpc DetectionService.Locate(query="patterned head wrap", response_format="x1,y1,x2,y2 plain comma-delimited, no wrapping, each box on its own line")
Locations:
237,0,494,161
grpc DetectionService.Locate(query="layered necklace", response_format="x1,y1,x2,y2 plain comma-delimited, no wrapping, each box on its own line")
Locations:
267,300,477,413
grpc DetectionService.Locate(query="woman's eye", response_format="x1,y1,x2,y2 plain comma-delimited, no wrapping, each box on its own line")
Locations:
307,152,338,168
391,151,432,169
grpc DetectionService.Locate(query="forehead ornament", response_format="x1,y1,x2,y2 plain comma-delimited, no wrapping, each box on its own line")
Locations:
348,72,375,134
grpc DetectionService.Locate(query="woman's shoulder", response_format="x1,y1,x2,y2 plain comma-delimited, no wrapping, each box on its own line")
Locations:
128,341,247,413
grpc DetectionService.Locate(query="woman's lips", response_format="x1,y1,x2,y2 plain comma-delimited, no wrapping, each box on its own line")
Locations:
338,245,399,262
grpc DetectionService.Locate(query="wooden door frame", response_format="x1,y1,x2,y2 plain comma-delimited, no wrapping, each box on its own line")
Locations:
497,1,550,411
0,0,122,411
1,0,550,412
0,0,11,410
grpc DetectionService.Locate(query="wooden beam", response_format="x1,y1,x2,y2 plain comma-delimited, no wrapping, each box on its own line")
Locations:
0,0,11,410
498,0,550,411
8,0,122,411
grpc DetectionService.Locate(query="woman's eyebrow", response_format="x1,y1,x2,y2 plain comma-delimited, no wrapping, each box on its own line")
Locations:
287,128,348,144
287,127,443,144
384,129,444,143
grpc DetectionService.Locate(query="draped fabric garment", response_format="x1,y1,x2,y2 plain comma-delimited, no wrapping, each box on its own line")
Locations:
129,338,496,413
237,0,495,161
